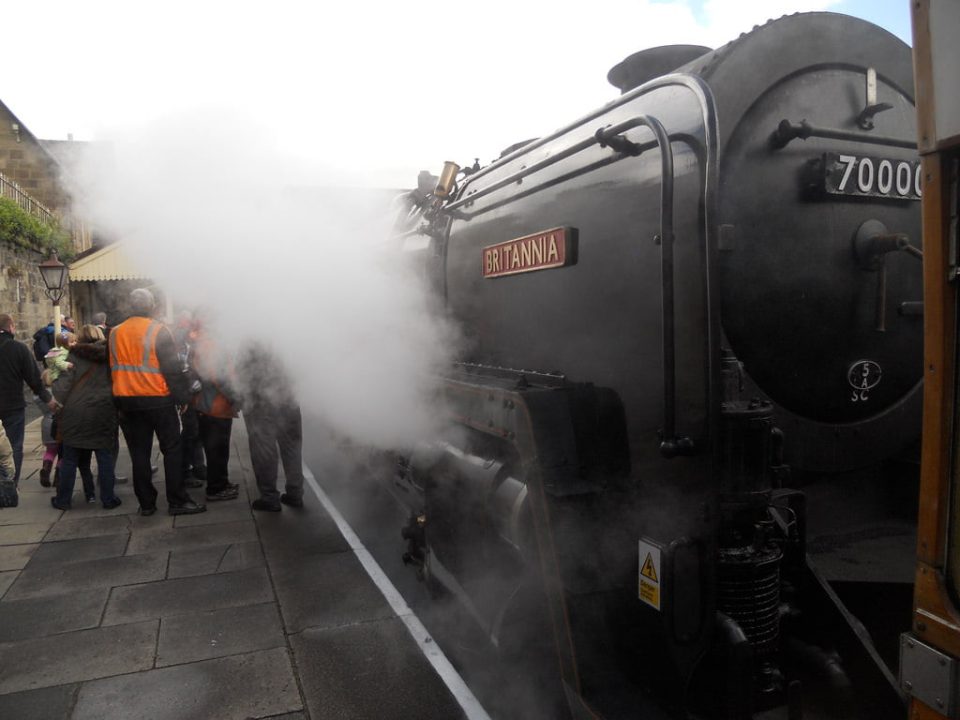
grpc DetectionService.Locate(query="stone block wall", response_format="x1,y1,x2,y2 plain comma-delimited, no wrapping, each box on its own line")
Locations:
0,102,67,213
0,243,73,342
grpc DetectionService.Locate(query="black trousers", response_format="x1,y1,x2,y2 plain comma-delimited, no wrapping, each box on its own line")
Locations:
180,405,205,474
245,405,304,503
119,405,190,508
198,414,233,493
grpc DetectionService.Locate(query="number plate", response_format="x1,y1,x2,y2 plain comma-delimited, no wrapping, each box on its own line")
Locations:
823,152,921,200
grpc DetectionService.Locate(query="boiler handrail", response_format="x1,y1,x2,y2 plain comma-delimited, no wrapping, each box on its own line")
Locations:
597,117,692,458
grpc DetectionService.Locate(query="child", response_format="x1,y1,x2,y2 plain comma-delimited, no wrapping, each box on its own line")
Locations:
38,333,73,488
44,332,75,383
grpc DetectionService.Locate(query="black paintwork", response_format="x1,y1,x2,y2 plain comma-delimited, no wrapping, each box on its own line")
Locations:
401,12,920,720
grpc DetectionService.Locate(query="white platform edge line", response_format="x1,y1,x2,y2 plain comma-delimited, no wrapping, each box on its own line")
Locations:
302,465,493,720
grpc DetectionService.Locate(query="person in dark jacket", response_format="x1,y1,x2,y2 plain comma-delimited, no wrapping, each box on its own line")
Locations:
0,314,56,484
109,289,204,516
173,311,206,488
50,325,121,510
32,322,56,363
191,323,241,502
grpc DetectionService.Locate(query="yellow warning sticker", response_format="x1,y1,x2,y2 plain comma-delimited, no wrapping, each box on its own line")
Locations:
640,553,658,583
638,539,662,611
639,578,659,607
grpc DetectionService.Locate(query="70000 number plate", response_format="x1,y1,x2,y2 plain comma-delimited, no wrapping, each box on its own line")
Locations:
823,152,921,200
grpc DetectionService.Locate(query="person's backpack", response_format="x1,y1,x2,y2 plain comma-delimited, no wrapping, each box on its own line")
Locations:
32,327,52,363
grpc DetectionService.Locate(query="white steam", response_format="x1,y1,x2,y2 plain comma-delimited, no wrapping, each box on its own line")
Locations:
70,111,458,448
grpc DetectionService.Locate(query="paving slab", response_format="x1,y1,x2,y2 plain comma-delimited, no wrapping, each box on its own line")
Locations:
68,495,140,518
0,619,158,694
166,544,228,578
0,522,51,545
172,500,252,527
126,519,257,554
0,494,58,526
219,540,266,574
291,618,466,720
71,646,302,720
127,512,176,534
0,588,108,642
0,682,79,720
0,542,38,571
0,570,17,598
256,506,349,559
5,551,168,600
43,514,131,542
271,551,395,633
26,533,129,568
156,602,285,666
167,541,265,579
103,566,274,625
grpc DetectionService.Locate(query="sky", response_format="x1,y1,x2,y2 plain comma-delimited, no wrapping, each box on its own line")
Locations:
3,0,913,189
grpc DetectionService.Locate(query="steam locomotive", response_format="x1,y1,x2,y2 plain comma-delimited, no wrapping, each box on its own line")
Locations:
391,12,922,719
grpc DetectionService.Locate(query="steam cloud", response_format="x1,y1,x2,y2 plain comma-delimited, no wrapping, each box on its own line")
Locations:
69,111,458,448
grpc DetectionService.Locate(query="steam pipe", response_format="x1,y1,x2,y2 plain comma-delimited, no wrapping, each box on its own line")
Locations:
903,244,923,260
716,612,754,720
596,117,692,457
782,637,853,694
446,135,605,211
771,119,916,150
449,135,707,221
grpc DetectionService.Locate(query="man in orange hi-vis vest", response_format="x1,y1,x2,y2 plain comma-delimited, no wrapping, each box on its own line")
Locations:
109,289,205,516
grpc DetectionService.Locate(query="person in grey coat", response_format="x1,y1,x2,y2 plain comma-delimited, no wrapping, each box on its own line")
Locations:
50,325,121,510
239,343,305,512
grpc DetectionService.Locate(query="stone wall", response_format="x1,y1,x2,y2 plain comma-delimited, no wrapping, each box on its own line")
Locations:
0,102,66,213
0,243,73,343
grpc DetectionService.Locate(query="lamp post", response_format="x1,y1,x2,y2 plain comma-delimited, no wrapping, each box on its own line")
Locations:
38,252,68,338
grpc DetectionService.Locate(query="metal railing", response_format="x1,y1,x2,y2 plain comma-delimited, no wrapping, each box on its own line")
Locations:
0,171,54,225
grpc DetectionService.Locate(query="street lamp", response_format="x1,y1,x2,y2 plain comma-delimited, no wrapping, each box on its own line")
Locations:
38,252,68,338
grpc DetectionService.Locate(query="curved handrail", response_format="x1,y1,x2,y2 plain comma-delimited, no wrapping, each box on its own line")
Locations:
596,117,690,457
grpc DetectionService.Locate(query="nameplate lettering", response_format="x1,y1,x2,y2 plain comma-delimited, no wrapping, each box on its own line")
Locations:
482,227,577,279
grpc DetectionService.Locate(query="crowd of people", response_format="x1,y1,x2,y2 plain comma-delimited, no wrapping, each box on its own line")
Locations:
0,287,305,515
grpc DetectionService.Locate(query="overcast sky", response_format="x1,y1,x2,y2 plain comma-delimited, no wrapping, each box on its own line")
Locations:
4,0,912,188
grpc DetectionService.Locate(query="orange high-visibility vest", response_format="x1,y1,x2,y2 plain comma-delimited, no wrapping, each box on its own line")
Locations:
109,316,171,397
193,379,237,418
191,335,238,418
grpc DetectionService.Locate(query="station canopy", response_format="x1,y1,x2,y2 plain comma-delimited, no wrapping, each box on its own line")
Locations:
68,244,147,282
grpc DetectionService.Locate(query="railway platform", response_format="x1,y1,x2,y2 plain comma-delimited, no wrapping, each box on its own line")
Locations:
0,417,475,720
